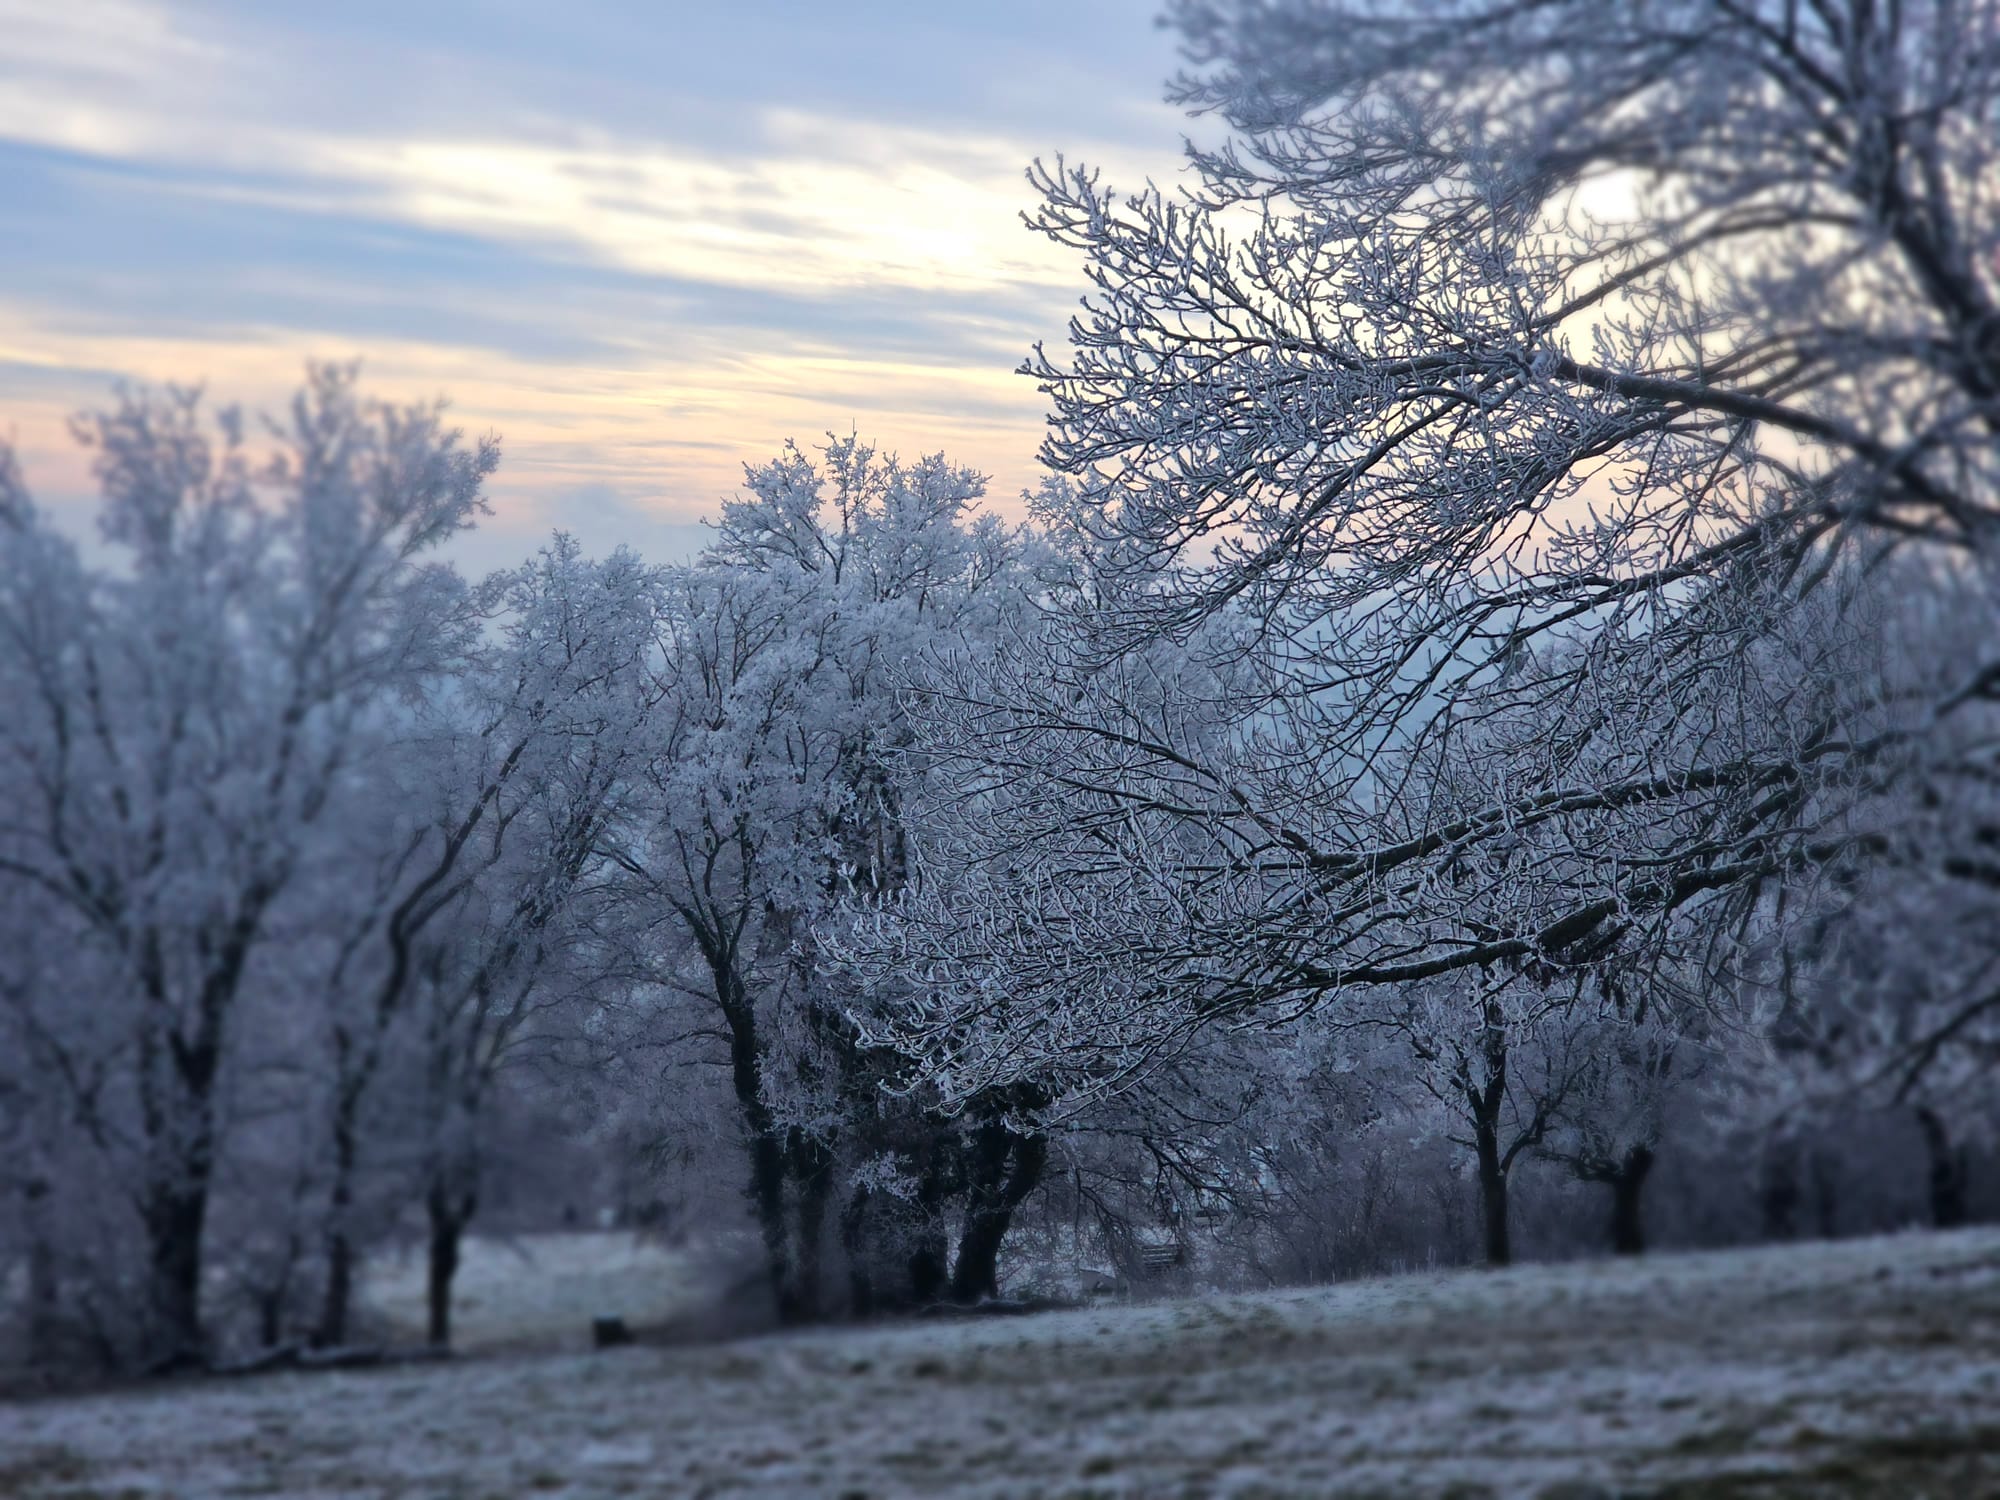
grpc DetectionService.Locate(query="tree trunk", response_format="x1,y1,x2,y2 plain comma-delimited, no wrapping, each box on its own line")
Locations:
907,1156,951,1306
137,1012,221,1371
257,1292,282,1351
22,1175,60,1370
785,1134,832,1324
1915,1106,1970,1230
1467,1004,1515,1269
1809,1147,1839,1239
840,1185,874,1319
743,1128,800,1320
1473,1118,1512,1268
950,1126,1048,1303
718,987,801,1323
1760,1135,1800,1241
1607,1144,1655,1256
312,1097,359,1348
141,1177,210,1369
424,1180,475,1349
318,1228,353,1349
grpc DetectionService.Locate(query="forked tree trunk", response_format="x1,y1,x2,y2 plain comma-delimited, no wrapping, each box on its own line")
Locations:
950,1127,1049,1304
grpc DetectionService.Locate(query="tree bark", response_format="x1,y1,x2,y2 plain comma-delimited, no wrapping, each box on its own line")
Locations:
318,1224,353,1350
313,1092,360,1348
22,1175,60,1370
424,1180,475,1349
950,1126,1048,1303
1915,1106,1970,1230
1809,1147,1840,1239
1473,1117,1512,1267
785,1134,832,1323
716,977,804,1323
1606,1144,1655,1256
907,1155,951,1306
134,924,265,1373
1760,1135,1801,1241
141,1177,209,1369
135,1001,223,1370
840,1184,874,1319
1466,1001,1519,1269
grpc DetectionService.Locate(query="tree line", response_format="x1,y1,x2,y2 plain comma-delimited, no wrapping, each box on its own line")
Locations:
4,0,1998,1377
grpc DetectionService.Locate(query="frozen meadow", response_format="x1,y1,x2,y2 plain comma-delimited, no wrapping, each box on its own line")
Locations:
3,1226,1997,1499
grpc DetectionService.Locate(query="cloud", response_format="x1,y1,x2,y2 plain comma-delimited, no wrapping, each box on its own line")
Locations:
311,123,1066,296
0,0,1187,551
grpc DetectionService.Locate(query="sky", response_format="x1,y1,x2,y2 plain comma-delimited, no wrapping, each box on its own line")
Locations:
0,0,1187,568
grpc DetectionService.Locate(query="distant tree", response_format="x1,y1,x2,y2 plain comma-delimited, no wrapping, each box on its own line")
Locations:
0,369,490,1366
1535,978,1702,1257
1747,554,2000,1229
304,537,661,1349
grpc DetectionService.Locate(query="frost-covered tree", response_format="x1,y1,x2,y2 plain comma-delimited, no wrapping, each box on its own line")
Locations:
303,537,661,1349
873,0,2000,1102
0,369,491,1366
1357,970,1592,1268
603,436,1047,1319
406,545,659,1348
1743,551,2000,1228
0,894,136,1371
1534,977,1704,1257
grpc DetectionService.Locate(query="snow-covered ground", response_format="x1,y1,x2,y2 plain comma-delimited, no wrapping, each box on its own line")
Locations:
3,1227,1997,1498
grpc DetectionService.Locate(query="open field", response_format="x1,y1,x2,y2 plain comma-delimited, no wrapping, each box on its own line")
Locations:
357,1230,704,1355
2,1227,1997,1499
